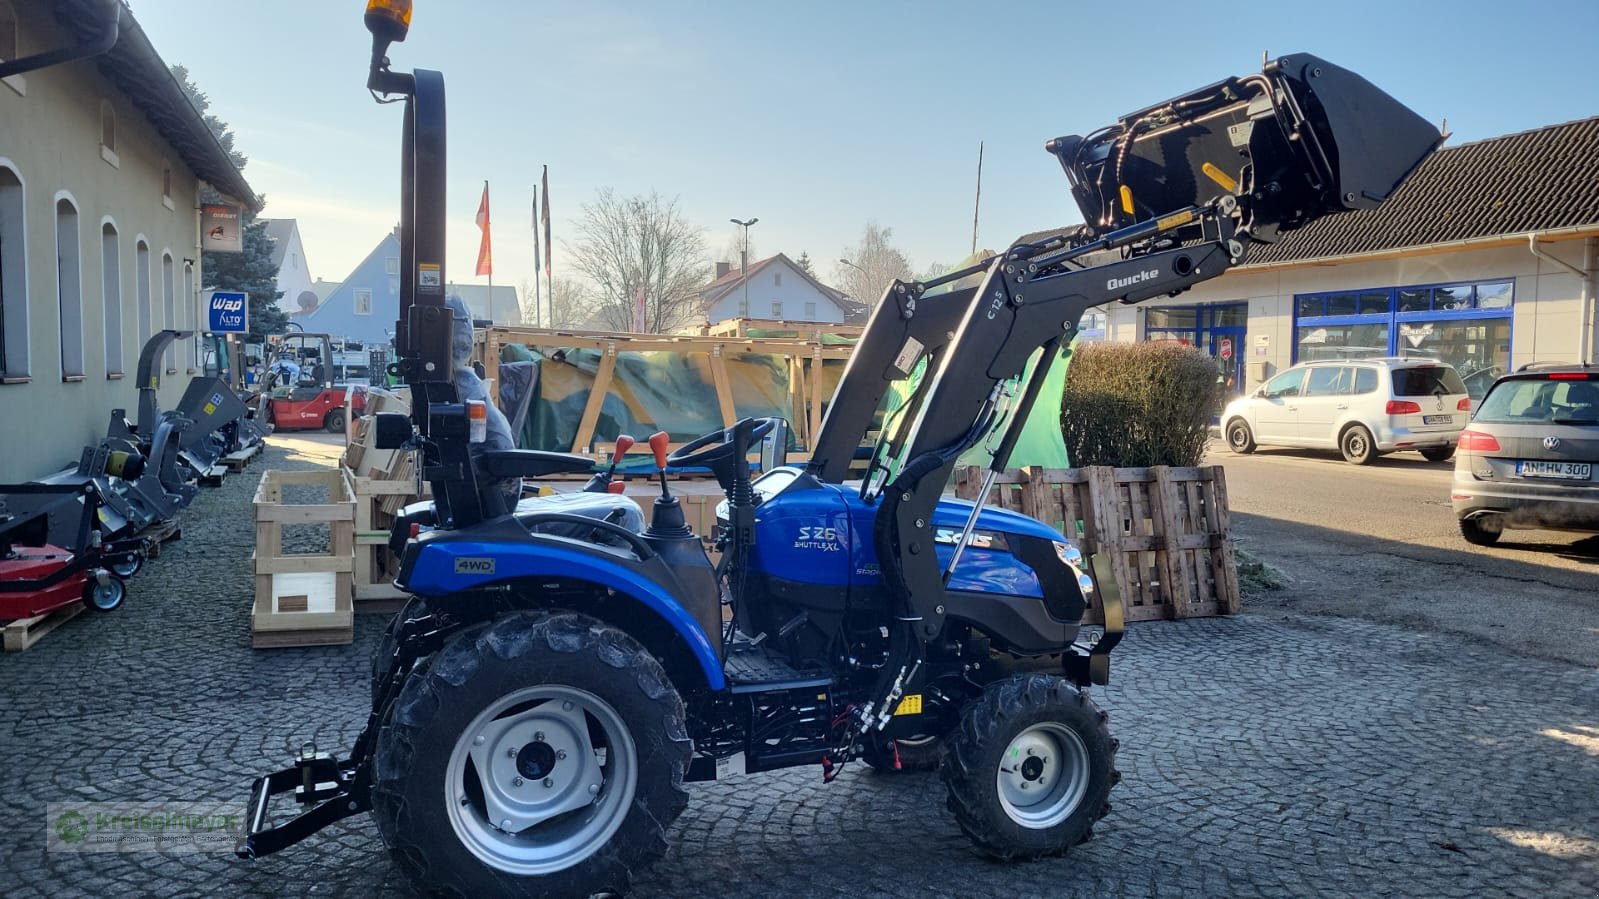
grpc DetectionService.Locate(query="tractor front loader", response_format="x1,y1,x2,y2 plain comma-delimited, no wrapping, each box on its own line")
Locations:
235,3,1440,897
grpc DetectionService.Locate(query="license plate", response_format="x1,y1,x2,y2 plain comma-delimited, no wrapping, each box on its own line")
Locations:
1516,460,1592,480
1422,415,1452,425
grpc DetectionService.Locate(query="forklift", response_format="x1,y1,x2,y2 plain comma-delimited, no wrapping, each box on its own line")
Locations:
234,3,1440,897
259,331,368,432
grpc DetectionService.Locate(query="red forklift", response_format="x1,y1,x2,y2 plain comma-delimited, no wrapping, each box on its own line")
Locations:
262,332,368,433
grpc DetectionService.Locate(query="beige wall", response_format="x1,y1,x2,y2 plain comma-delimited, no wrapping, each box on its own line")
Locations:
0,10,204,481
1104,238,1596,392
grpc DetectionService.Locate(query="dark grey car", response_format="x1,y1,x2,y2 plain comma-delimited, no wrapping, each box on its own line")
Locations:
1452,365,1599,545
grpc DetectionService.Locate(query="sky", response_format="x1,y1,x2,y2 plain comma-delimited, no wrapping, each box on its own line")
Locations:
128,0,1599,312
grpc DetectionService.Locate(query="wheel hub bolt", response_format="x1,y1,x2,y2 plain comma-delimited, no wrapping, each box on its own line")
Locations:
563,701,575,711
557,750,567,761
588,784,600,795
513,776,524,787
473,735,485,746
534,731,545,742
543,778,554,788
507,748,517,758
501,819,512,830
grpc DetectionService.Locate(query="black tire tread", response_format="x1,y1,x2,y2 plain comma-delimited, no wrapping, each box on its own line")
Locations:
1459,515,1502,546
371,610,691,898
942,673,1117,860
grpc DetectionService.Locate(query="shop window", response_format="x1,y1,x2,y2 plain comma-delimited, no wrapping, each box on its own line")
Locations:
1325,292,1359,317
135,240,151,345
1211,304,1248,328
0,163,27,379
1296,323,1391,363
1433,285,1473,312
1477,281,1514,309
1397,288,1429,313
1296,296,1324,318
56,198,84,379
162,253,176,372
102,222,122,376
1359,291,1389,315
1146,307,1197,329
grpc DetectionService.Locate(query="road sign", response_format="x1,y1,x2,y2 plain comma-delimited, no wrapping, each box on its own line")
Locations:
208,290,249,333
1219,337,1233,359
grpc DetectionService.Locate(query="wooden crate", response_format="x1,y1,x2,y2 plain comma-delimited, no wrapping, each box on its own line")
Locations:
954,465,1239,623
252,469,355,647
345,463,422,607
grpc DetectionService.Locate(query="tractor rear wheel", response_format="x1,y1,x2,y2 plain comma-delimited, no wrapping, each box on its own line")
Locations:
943,673,1117,859
372,611,691,898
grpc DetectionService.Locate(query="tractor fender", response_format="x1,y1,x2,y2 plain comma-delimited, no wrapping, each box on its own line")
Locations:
401,539,726,691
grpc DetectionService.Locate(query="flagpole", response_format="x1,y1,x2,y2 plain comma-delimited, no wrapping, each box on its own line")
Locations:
532,187,543,327
971,140,984,257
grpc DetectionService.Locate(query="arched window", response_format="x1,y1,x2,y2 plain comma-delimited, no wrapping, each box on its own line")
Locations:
161,252,175,372
0,161,27,380
55,196,83,379
102,221,123,376
100,100,118,166
135,239,151,347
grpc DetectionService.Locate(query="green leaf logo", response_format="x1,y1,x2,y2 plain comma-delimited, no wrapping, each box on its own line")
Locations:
56,810,89,844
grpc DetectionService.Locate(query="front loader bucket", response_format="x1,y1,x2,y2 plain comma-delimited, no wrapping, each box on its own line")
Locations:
1052,52,1441,242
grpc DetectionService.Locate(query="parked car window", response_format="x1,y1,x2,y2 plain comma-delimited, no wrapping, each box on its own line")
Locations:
1392,366,1466,396
1304,367,1346,396
1263,370,1305,398
1477,378,1599,424
1352,368,1378,394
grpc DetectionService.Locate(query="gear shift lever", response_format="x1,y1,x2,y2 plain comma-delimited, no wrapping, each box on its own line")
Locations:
645,431,690,537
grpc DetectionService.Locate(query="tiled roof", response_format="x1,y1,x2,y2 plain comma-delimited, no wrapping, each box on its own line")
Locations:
1014,116,1599,268
1249,115,1599,264
702,253,848,307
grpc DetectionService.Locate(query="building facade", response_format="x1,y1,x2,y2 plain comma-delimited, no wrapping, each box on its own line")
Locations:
1089,117,1599,401
0,1,258,481
701,253,850,324
263,218,316,315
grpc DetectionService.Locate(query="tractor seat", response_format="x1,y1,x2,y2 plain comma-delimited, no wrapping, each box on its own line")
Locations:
514,492,646,536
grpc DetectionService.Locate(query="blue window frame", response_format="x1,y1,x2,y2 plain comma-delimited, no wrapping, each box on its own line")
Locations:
1293,278,1514,398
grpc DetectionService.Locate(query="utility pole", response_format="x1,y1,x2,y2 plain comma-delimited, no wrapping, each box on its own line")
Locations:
730,217,758,319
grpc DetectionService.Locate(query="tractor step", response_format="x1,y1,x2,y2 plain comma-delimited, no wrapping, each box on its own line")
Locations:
723,641,831,693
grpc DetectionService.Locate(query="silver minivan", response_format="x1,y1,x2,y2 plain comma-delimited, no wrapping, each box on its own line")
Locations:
1223,358,1471,464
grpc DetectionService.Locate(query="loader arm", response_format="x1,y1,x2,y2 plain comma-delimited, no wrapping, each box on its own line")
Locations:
806,52,1440,722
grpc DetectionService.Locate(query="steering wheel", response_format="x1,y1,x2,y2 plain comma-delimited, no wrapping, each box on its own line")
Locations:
667,417,778,468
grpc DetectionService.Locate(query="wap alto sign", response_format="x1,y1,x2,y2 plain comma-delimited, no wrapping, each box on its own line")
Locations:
207,290,249,333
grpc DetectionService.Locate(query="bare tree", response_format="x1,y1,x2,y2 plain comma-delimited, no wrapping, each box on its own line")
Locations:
833,222,913,307
718,229,760,274
569,189,708,333
547,277,598,329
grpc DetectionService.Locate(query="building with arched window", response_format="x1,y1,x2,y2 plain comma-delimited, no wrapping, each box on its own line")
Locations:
0,0,259,481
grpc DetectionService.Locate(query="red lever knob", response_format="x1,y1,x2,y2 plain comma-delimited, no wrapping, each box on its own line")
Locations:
613,434,635,464
648,431,670,469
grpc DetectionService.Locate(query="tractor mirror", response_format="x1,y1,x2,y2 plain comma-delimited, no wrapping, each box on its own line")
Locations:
760,419,790,472
373,412,412,449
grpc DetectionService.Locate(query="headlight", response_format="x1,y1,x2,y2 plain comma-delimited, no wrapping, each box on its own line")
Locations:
1053,541,1095,595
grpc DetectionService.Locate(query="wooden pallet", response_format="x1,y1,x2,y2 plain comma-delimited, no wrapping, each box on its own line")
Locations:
199,464,228,487
222,442,263,472
139,517,182,560
954,465,1240,623
251,469,355,647
2,603,85,652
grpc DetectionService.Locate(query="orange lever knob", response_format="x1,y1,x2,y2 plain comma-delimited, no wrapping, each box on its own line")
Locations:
612,434,635,464
648,431,670,469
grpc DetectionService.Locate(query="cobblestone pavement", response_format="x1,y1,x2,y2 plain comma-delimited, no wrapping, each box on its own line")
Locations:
2,440,1596,897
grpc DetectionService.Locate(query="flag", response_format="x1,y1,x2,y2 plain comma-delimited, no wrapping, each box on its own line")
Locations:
474,182,492,277
540,165,551,274
531,186,541,275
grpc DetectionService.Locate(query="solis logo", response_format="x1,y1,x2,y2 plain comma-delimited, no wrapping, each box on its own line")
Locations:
1107,269,1159,291
794,526,842,552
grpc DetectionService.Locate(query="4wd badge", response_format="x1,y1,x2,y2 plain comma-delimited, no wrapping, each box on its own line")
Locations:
454,557,496,574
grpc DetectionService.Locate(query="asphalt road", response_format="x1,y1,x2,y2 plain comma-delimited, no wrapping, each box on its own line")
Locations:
1211,443,1599,667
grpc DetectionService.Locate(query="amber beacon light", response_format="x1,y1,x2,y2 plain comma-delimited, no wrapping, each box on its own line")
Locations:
364,0,413,44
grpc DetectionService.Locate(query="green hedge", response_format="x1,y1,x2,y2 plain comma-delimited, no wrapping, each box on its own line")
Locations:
1060,342,1220,467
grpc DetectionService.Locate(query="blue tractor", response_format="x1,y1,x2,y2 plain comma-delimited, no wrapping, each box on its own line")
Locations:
237,4,1441,896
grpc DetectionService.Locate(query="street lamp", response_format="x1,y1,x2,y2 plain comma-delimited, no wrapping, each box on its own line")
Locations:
730,217,758,319
838,257,867,303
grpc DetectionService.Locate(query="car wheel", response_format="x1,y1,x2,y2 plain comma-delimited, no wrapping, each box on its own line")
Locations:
1225,420,1256,454
1419,445,1455,463
1459,515,1503,546
1340,425,1376,465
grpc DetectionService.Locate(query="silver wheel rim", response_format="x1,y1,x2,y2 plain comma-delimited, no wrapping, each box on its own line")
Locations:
444,684,637,875
111,557,139,578
90,580,123,609
1229,426,1248,449
1347,431,1368,458
996,722,1091,829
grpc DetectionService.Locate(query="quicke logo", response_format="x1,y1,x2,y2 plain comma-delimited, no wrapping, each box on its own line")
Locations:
1107,269,1159,291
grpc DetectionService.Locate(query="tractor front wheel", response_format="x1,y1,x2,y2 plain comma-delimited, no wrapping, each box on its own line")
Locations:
372,611,691,898
943,673,1117,859
324,408,346,433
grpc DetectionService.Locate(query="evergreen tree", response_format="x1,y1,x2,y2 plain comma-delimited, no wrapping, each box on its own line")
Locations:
796,251,816,277
169,65,287,339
